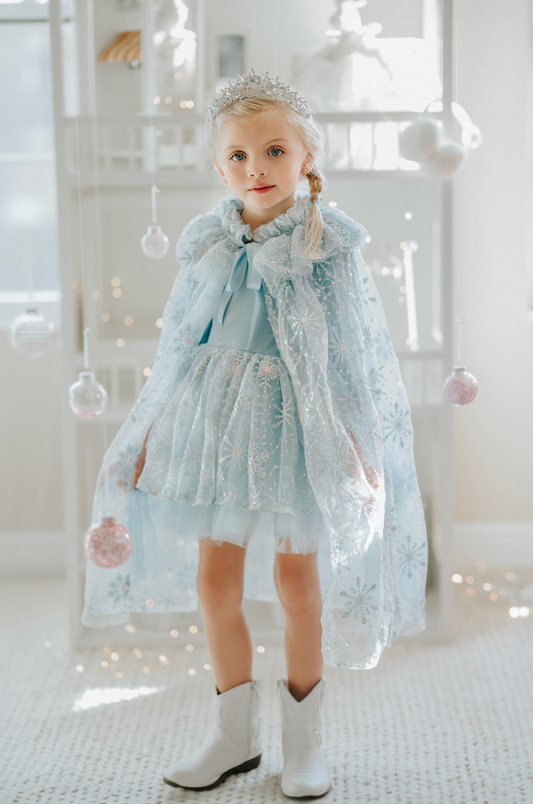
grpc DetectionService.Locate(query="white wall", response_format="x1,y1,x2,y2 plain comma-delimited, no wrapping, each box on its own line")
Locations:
452,0,533,528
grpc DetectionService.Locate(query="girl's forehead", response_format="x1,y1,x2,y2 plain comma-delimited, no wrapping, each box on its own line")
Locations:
217,111,301,148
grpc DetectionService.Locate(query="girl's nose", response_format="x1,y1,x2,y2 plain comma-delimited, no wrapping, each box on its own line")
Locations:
247,161,266,177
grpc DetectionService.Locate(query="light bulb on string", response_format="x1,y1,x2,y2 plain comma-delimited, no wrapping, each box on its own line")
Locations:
10,306,55,358
141,185,169,259
9,235,55,358
68,327,109,417
443,318,478,405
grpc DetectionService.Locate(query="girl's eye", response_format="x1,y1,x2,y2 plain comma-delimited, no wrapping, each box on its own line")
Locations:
230,152,245,162
269,147,284,157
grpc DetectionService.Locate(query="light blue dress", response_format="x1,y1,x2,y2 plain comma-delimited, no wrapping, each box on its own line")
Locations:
136,237,329,556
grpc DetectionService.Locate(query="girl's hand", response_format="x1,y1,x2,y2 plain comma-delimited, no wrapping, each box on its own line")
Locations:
133,427,152,488
346,429,381,489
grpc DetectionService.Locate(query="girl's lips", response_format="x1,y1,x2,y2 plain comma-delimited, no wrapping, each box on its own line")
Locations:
250,185,275,194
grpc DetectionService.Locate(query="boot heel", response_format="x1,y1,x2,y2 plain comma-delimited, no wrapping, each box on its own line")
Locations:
234,753,262,774
163,753,262,791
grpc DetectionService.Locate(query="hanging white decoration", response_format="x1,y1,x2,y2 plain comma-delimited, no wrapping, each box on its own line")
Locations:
443,319,478,405
398,118,441,162
141,185,169,259
9,306,56,359
68,327,109,417
399,102,482,179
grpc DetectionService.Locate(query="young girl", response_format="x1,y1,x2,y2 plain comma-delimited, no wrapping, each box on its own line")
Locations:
82,70,428,798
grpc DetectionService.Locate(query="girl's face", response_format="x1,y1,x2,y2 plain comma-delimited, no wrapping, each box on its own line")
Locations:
213,110,311,228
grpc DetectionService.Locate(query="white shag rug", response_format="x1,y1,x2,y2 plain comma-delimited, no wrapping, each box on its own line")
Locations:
1,578,532,804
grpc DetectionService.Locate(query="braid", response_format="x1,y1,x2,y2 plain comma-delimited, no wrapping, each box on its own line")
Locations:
304,167,324,256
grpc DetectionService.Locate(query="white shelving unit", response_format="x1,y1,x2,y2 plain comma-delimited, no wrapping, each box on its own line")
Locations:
49,0,456,651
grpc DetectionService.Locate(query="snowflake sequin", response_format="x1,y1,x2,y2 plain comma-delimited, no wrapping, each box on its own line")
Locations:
107,573,131,603
382,402,411,448
398,534,427,580
339,576,378,624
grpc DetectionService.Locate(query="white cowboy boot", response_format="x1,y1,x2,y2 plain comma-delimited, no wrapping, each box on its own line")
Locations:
278,677,331,798
163,679,262,791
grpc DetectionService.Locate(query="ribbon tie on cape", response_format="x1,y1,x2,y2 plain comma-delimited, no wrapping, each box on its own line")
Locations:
216,240,263,349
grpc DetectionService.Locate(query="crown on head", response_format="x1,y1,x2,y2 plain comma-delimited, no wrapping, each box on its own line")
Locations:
206,68,311,124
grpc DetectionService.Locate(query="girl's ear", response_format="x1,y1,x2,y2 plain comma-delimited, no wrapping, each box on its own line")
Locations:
212,157,228,185
301,153,315,175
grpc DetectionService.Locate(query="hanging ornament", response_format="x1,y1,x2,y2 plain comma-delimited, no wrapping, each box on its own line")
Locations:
398,117,441,162
443,319,478,405
68,327,109,417
399,112,473,178
420,141,468,179
10,306,55,359
84,515,133,568
141,185,169,259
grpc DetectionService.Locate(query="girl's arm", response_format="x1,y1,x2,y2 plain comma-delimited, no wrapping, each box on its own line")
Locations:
133,425,152,488
345,426,380,489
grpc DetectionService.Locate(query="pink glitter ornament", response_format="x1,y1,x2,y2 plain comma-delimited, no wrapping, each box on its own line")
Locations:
84,516,133,568
443,318,478,406
443,366,478,406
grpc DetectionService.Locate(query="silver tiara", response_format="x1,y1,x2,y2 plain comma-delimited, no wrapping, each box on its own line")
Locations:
206,69,311,124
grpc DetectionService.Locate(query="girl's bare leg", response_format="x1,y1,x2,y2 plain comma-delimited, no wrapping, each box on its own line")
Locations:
196,539,253,693
273,550,323,701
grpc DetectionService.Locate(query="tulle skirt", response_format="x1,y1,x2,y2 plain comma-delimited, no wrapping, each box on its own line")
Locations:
135,343,330,555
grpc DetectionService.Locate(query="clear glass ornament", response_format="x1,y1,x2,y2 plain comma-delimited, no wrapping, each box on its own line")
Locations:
68,371,108,418
10,307,55,359
84,516,133,568
141,224,169,259
443,366,478,406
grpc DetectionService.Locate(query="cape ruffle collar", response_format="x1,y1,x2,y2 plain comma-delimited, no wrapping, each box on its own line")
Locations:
216,192,313,245
187,193,368,290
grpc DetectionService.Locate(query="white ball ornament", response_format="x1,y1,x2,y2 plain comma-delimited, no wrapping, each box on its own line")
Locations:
420,141,468,179
399,118,441,162
10,307,55,358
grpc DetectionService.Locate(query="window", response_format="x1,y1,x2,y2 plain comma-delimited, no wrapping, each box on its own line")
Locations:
0,2,60,328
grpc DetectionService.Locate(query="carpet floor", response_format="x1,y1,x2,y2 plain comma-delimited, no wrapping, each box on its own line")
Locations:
1,574,532,804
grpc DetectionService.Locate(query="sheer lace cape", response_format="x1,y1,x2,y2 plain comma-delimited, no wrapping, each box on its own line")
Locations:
82,193,428,670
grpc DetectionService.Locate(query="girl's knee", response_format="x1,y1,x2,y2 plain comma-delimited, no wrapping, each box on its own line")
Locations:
196,543,245,611
274,555,321,615
196,569,243,610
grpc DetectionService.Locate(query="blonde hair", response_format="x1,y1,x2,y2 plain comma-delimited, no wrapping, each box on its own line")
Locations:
206,97,325,256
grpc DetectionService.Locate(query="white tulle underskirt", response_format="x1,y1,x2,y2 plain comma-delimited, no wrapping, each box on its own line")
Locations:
132,490,329,555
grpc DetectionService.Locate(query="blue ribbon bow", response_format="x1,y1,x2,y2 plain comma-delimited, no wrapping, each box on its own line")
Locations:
216,240,263,350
